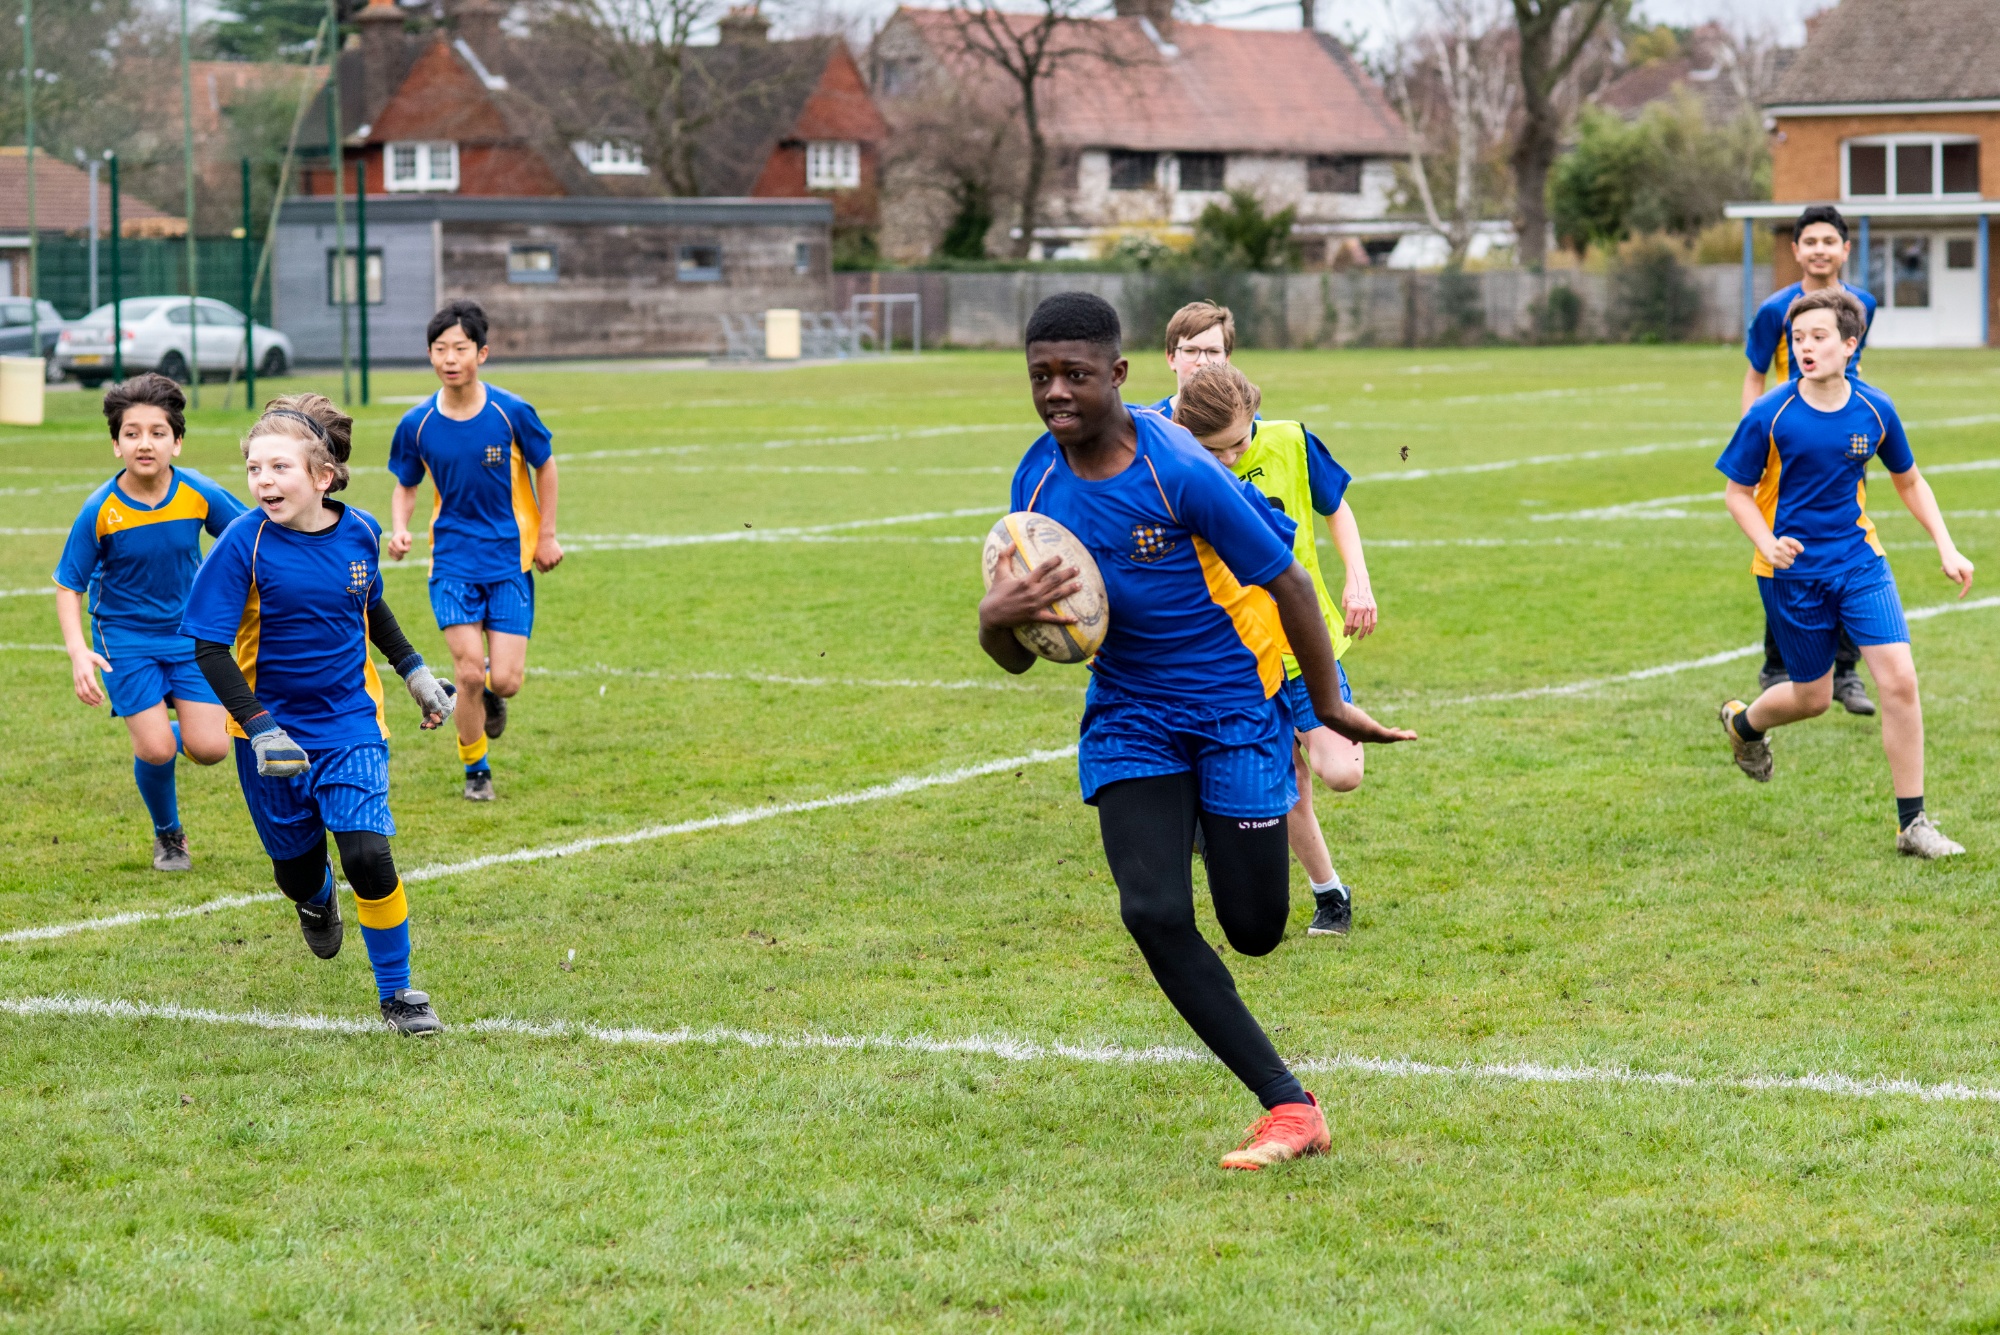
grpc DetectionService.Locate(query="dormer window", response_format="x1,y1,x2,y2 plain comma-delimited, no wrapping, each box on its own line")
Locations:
806,141,861,189
1845,136,1979,200
574,140,647,175
387,141,459,192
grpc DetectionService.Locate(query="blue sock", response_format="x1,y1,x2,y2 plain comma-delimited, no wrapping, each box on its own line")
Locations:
465,759,491,777
359,921,411,999
309,864,334,908
171,720,182,757
133,749,180,834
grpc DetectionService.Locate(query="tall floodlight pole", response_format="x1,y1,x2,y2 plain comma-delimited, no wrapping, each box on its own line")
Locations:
23,0,37,362
356,160,369,405
180,0,201,407
109,153,123,381
87,157,100,312
328,0,351,405
242,157,256,409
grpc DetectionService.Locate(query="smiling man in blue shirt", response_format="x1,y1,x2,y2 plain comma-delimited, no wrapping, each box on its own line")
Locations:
1717,288,1971,859
387,300,563,802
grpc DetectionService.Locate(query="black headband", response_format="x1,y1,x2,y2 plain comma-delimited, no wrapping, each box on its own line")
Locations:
261,407,328,441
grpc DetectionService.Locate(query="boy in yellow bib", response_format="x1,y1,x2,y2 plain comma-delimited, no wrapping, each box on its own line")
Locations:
1175,363,1373,936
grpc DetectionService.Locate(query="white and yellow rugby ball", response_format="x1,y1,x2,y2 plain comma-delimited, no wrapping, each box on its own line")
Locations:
981,511,1109,663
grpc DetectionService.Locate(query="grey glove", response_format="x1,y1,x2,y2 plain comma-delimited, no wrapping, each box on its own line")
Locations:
250,724,311,778
404,663,456,724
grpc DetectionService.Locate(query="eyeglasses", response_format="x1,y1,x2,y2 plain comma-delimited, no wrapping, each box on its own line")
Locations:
1173,344,1228,363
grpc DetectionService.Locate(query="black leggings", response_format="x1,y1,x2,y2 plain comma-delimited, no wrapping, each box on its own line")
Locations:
1096,774,1306,1110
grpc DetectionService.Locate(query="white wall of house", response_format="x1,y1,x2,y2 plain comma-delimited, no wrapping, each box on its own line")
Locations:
1058,148,1398,240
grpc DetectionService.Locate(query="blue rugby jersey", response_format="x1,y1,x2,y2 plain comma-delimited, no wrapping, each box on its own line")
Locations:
1146,397,1350,515
386,384,554,582
53,467,249,660
181,502,391,748
1746,281,1877,382
1717,380,1914,582
1012,408,1299,707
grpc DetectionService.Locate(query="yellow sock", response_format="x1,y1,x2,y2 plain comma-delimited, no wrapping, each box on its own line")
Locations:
457,734,489,766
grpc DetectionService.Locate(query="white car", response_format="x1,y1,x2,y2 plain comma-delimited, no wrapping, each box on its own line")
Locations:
56,297,293,387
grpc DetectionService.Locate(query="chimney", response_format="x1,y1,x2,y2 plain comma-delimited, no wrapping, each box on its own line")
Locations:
356,0,403,126
1114,0,1174,41
718,6,772,44
451,0,503,67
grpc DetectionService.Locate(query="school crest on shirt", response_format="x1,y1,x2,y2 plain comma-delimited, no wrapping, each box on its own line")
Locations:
1848,433,1873,459
1130,523,1176,563
484,442,506,466
347,560,372,595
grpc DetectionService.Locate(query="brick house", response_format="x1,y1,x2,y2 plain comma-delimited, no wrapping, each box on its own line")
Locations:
870,0,1411,264
1725,0,2000,347
298,0,887,244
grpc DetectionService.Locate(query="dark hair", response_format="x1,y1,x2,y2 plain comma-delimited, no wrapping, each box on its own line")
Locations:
102,373,186,441
427,298,489,349
245,392,355,493
1025,292,1121,354
1786,287,1867,343
1794,205,1849,243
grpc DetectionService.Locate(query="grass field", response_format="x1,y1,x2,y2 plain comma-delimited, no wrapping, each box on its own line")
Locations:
5,342,2000,1331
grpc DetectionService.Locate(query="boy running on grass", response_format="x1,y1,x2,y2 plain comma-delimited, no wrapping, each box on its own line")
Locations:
1175,364,1368,937
1717,289,1972,859
1154,301,1380,935
978,292,1414,1171
185,395,458,1033
387,300,562,802
53,374,248,872
1743,206,1879,715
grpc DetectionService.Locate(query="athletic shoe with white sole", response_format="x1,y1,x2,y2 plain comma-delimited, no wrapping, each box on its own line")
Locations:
1833,672,1877,717
1896,813,1965,859
381,989,443,1035
152,827,191,872
296,891,343,960
464,771,495,802
1307,887,1351,936
1719,700,1773,782
1220,1093,1330,1171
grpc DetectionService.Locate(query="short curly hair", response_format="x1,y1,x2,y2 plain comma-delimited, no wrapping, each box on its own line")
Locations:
101,373,186,441
1024,291,1121,354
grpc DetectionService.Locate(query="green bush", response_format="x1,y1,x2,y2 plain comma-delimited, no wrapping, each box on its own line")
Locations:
1192,191,1297,272
1531,284,1585,344
1610,239,1700,342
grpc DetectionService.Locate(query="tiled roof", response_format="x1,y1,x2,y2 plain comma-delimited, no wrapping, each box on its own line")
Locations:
0,151,177,232
891,8,1408,155
1769,0,2000,106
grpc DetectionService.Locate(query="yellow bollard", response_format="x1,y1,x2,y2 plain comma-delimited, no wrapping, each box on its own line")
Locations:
764,309,802,360
0,357,46,427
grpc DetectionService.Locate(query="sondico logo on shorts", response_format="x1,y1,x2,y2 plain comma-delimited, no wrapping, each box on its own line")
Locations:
1130,523,1176,563
1849,433,1873,459
484,443,505,466
347,560,371,595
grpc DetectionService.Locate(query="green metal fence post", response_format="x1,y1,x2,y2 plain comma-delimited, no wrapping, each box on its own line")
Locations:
109,153,123,382
356,159,369,406
243,157,256,409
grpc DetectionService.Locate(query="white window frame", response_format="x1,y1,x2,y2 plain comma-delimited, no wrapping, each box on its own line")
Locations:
1842,134,1980,201
572,140,646,176
805,140,861,190
385,141,460,193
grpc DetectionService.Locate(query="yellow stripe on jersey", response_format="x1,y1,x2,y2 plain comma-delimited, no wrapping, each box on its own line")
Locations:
1749,394,1796,578
353,880,408,928
510,441,541,572
94,481,211,541
1192,536,1286,699
225,524,268,741
1854,392,1888,558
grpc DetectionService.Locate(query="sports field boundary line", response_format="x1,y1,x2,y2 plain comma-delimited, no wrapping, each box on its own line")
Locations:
6,992,2000,1107
2,745,1081,945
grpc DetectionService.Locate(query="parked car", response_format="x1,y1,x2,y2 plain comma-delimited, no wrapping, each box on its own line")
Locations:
0,299,67,377
55,297,292,387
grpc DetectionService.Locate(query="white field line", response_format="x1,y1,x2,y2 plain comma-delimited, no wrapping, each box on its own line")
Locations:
0,527,66,536
528,664,1080,693
7,992,2000,1107
1433,380,1667,406
2,745,1081,944
565,506,1000,551
0,586,56,599
0,642,65,652
560,464,1012,477
1350,436,1724,485
1530,492,1725,522
555,423,1027,464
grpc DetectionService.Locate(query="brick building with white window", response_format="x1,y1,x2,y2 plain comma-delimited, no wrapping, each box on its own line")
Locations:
1726,0,2000,348
870,0,1411,263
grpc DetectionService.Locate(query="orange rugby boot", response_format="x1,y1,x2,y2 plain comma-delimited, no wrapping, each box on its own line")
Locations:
1219,1092,1330,1171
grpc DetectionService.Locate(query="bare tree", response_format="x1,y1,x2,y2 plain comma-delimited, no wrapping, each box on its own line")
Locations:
1713,15,1783,111
1509,0,1617,268
940,0,1108,260
1383,0,1516,259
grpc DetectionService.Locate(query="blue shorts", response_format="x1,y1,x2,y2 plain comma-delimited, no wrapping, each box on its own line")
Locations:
430,572,534,637
1758,560,1908,683
233,740,395,862
1279,661,1351,735
103,653,221,719
1077,684,1297,819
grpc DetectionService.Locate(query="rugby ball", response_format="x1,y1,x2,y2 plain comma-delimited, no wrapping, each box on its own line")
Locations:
981,512,1109,663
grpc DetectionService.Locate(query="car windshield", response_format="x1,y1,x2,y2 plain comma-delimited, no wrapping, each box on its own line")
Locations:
75,299,169,326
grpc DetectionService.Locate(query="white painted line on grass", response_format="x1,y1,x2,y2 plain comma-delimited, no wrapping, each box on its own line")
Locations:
0,642,65,652
8,992,2000,1107
5,745,1080,943
1529,492,1725,522
528,664,1080,693
0,527,66,536
1433,380,1667,406
556,424,1027,464
0,586,56,599
565,506,1001,551
1350,436,1723,485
